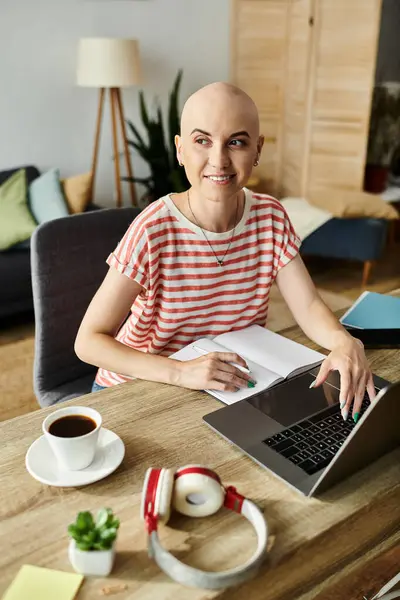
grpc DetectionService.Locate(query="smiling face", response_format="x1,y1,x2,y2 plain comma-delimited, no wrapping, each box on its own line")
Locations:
175,83,264,202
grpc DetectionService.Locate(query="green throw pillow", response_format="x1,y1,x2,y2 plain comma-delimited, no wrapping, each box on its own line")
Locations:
0,169,37,251
29,168,69,224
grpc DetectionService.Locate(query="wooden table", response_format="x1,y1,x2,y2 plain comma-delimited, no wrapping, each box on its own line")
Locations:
1,322,399,600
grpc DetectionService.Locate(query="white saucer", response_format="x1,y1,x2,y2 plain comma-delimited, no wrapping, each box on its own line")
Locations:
25,428,125,487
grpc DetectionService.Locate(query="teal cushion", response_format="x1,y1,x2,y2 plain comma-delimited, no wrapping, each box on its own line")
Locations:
0,169,37,250
29,168,69,224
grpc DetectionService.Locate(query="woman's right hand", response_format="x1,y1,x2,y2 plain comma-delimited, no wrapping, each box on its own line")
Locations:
175,352,255,392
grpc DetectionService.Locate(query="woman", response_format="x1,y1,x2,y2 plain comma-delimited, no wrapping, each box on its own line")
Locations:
75,82,375,422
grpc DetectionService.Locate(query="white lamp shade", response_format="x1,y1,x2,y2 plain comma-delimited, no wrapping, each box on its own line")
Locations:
77,38,141,87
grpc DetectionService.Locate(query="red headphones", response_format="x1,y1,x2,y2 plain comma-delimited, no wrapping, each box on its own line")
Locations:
140,464,268,589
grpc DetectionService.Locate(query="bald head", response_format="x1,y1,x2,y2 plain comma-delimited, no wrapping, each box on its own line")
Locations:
180,82,260,138
175,82,263,196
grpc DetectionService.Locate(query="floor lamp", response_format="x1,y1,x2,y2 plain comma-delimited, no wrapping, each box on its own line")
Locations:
77,38,141,207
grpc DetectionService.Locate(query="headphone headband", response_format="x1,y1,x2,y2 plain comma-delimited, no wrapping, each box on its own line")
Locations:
224,485,245,513
148,497,267,589
141,465,268,589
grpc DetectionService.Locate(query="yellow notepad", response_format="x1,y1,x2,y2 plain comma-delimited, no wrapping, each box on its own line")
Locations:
2,565,83,600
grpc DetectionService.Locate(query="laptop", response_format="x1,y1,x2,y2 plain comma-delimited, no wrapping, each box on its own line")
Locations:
203,369,400,496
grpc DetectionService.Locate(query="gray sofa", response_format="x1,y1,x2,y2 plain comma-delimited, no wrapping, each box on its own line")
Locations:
0,166,40,319
0,165,99,321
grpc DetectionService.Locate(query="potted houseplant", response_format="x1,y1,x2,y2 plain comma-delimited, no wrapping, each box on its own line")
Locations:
365,82,400,193
68,508,120,576
123,69,189,205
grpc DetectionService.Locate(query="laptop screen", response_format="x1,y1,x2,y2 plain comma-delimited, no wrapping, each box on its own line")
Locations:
246,372,342,427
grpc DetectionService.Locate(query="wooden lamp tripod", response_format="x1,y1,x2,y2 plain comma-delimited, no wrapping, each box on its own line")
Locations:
77,38,141,207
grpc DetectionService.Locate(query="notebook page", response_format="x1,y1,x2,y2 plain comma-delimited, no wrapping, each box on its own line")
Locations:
170,337,283,405
215,325,325,379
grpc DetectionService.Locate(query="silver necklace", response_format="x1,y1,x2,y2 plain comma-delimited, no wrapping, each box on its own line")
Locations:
187,190,239,267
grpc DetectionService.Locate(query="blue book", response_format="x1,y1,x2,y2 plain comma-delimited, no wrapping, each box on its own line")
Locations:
340,291,400,329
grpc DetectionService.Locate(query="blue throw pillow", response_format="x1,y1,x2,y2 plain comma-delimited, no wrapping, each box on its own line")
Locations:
29,168,69,224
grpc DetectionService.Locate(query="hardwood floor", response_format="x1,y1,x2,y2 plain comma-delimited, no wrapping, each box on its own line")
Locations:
0,242,399,422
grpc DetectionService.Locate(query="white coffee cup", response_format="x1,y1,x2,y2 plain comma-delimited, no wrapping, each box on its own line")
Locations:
43,406,102,471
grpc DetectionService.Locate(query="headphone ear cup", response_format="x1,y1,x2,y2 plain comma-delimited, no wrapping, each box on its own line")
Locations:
173,465,224,518
155,468,175,524
140,468,175,526
140,467,154,522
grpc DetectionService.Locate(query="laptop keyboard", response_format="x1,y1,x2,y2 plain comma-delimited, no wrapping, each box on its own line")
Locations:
263,393,371,475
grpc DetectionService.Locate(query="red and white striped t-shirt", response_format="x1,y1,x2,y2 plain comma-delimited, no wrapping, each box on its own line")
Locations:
95,188,301,387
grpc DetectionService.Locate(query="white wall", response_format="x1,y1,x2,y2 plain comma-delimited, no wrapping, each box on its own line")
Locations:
0,0,230,206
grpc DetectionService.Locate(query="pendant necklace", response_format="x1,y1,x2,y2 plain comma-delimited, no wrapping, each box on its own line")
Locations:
187,190,239,267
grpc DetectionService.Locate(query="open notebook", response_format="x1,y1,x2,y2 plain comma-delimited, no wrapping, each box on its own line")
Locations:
171,324,325,405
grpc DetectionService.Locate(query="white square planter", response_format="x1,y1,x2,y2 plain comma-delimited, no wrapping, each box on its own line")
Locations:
68,540,115,576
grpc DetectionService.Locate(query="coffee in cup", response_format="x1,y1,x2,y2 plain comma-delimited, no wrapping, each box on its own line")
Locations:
43,406,102,471
48,414,97,438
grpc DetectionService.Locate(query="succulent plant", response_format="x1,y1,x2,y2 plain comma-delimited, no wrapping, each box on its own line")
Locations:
68,508,120,552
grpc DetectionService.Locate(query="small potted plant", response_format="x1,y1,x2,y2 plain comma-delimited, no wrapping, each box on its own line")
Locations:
68,508,120,576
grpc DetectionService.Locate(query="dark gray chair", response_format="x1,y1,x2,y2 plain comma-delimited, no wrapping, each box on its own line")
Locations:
31,206,140,407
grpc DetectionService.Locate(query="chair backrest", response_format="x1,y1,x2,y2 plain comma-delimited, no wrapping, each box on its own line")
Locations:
31,206,140,407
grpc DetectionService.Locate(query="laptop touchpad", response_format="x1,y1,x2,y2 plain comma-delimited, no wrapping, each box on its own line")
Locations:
246,371,341,427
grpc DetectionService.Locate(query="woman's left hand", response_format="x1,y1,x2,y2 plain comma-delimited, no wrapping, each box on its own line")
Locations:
313,336,376,422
